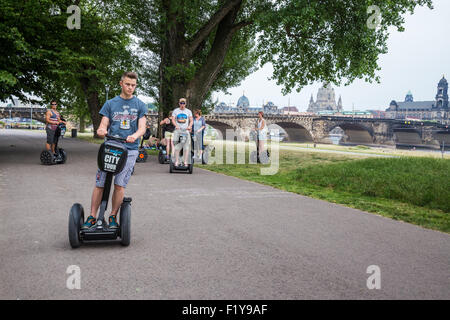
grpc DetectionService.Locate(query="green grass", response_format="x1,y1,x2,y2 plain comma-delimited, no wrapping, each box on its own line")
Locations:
203,149,450,233
76,134,450,232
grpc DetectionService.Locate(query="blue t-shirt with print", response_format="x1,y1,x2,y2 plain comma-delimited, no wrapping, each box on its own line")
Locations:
99,95,147,150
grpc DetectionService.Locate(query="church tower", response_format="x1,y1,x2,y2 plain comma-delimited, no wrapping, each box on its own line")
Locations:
337,95,343,112
435,76,448,109
405,90,413,102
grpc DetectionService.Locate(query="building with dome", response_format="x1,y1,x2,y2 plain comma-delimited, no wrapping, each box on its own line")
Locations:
214,93,281,114
307,83,343,114
385,76,449,123
236,94,250,112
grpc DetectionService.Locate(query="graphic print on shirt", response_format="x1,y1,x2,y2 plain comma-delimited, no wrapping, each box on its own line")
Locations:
111,106,138,130
176,113,188,124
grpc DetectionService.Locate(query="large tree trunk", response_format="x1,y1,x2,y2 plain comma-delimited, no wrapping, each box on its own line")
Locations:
79,114,85,133
80,76,102,138
158,0,245,115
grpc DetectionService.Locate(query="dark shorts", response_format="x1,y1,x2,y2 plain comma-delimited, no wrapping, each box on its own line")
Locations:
46,127,56,144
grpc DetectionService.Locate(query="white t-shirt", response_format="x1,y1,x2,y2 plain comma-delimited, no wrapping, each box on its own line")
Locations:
172,107,193,130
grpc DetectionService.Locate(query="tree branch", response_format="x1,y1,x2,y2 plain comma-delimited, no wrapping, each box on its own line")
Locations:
231,20,253,33
186,3,243,107
186,0,242,58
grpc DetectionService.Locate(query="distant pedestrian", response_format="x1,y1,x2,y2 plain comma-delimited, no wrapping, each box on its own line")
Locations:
255,111,267,154
193,109,206,161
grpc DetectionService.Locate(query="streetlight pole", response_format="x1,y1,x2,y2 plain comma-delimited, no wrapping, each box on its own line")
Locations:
30,104,33,130
105,84,110,102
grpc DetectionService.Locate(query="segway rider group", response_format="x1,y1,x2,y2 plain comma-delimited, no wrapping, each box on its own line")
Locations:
66,71,210,244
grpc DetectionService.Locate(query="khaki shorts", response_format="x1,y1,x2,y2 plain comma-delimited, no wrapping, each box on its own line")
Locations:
164,131,173,140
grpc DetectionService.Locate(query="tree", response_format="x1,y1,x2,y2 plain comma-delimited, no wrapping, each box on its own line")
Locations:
128,0,432,117
1,0,142,136
0,0,60,102
40,0,142,136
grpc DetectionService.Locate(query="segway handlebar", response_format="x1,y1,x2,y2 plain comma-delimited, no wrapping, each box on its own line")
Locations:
105,134,128,143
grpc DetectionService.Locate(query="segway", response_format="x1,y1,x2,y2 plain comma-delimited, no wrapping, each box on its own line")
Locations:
40,122,67,165
169,130,194,174
250,130,270,164
68,135,132,248
158,144,170,164
136,128,151,163
201,145,214,165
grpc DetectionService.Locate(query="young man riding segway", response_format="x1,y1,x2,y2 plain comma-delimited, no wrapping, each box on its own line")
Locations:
170,98,194,173
76,71,147,243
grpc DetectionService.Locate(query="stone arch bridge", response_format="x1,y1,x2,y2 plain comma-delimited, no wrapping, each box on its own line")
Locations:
2,107,448,147
146,113,450,147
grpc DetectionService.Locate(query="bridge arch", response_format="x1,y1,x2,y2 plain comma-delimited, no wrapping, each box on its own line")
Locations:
205,120,236,139
272,122,314,142
392,127,422,146
328,122,374,145
432,130,450,145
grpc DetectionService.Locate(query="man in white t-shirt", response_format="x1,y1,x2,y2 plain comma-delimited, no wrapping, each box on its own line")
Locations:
171,97,193,166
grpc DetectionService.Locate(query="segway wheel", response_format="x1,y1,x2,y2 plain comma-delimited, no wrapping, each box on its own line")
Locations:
250,150,258,163
68,203,84,248
40,150,53,165
59,148,67,164
202,147,210,165
188,163,193,174
158,151,165,164
260,150,270,164
136,149,147,163
120,202,131,246
169,158,174,173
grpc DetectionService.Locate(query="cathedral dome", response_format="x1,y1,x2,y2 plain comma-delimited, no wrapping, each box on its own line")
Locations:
438,76,447,86
237,95,250,108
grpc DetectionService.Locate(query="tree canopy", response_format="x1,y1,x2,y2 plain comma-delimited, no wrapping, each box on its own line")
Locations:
0,0,433,134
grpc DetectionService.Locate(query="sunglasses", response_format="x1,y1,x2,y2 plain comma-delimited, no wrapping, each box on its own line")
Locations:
179,101,186,105
51,104,57,105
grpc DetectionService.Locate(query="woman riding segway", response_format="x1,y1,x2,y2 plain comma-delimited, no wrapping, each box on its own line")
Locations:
158,111,175,164
41,100,67,165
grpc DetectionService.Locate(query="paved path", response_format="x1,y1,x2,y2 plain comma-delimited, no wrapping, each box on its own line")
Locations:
0,129,448,300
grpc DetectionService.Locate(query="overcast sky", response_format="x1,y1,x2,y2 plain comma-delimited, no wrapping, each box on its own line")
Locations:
212,0,450,111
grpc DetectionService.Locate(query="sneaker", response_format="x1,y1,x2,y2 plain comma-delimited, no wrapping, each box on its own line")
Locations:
108,215,119,229
81,216,96,229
